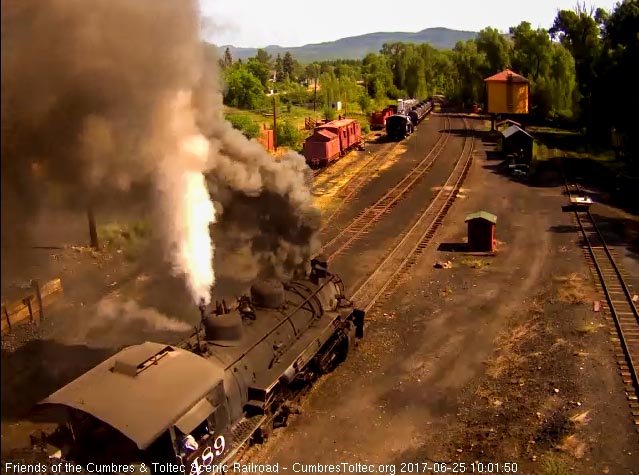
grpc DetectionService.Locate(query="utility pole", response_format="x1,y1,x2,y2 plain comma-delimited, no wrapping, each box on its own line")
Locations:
87,204,99,249
313,65,318,113
272,94,277,152
313,77,318,113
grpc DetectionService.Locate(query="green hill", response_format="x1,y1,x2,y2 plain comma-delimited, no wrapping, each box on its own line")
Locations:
215,27,477,62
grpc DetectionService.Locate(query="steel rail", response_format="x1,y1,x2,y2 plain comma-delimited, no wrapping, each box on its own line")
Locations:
563,178,639,400
350,117,474,312
319,116,454,261
318,116,447,232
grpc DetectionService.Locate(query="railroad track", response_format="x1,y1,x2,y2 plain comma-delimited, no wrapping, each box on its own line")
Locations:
317,117,447,232
237,116,474,467
563,178,639,433
350,117,474,310
318,115,454,261
310,134,388,180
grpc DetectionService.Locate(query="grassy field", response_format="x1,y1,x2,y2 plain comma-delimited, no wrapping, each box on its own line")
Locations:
528,126,617,164
224,103,370,132
223,102,373,155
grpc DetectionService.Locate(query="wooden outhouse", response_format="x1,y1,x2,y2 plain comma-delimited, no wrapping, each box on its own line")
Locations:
465,211,497,252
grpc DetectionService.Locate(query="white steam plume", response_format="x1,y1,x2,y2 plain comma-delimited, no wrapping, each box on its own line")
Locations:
153,91,216,305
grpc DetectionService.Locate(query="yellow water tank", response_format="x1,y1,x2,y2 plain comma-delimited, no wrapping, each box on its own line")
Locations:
484,69,529,115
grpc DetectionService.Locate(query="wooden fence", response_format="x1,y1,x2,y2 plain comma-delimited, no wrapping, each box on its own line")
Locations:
1,278,63,335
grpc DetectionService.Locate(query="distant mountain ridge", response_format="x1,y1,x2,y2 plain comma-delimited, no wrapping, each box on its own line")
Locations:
214,27,478,62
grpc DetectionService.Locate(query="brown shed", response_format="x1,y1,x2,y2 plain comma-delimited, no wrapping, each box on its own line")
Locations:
465,211,497,252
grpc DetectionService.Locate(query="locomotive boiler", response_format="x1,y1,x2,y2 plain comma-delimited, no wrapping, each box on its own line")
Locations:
36,257,365,474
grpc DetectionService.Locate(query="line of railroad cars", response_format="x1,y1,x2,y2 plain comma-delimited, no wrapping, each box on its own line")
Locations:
386,98,433,141
303,118,362,168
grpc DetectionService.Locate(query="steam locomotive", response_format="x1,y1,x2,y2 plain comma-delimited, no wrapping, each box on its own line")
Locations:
36,257,364,474
386,98,433,141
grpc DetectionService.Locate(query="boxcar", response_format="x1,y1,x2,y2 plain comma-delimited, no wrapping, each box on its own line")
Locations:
304,119,362,167
370,107,394,130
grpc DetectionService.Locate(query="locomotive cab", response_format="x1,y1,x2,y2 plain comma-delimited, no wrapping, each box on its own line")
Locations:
37,342,232,474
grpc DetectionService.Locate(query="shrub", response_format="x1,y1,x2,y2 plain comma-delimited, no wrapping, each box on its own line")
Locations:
323,106,337,121
225,113,261,139
276,121,301,148
358,93,372,114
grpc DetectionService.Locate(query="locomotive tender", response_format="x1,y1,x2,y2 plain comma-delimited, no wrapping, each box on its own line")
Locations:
386,98,433,141
37,257,365,474
385,113,414,141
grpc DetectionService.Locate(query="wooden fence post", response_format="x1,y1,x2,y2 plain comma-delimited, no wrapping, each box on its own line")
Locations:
87,205,99,249
24,297,34,323
3,305,11,332
32,279,44,321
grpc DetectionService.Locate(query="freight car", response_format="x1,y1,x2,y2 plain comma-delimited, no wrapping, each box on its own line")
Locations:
385,113,414,141
303,118,362,168
370,106,394,130
36,257,365,474
397,98,418,113
407,99,433,126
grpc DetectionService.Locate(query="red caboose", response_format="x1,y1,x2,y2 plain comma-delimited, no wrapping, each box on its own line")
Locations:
303,118,362,168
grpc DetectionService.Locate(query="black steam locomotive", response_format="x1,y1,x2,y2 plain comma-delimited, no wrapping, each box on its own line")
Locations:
36,257,364,474
386,98,433,141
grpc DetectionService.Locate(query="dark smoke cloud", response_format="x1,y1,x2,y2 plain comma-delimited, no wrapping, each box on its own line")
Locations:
1,0,320,301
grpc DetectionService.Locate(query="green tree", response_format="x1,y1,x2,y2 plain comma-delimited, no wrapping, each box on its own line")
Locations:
283,52,295,80
601,0,639,156
509,22,553,81
223,63,266,110
255,48,272,68
475,27,511,75
323,106,337,121
223,47,233,69
550,4,608,137
404,52,426,98
362,53,393,100
304,62,320,83
246,57,270,90
358,92,372,114
451,40,486,104
276,121,301,148
275,54,284,81
381,42,408,92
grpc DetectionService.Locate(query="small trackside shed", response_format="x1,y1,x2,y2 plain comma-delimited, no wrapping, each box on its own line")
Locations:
465,211,497,253
501,125,534,164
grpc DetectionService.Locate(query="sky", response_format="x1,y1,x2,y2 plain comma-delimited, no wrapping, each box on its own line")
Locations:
198,0,620,47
